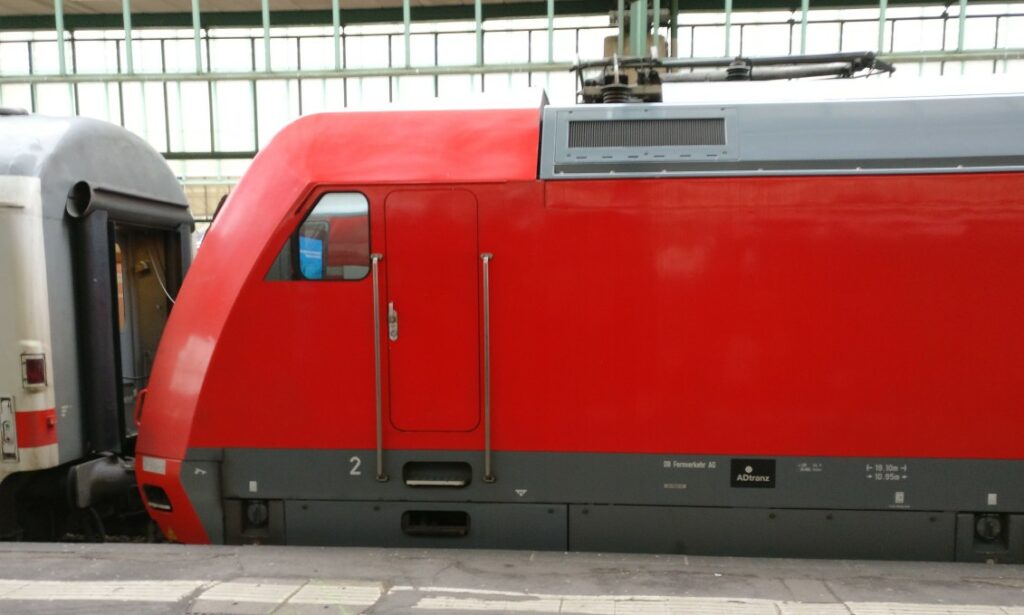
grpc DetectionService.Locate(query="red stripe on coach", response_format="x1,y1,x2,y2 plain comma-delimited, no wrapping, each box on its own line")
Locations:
16,408,57,448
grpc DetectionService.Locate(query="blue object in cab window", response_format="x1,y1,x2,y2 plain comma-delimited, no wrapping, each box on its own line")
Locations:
299,236,324,279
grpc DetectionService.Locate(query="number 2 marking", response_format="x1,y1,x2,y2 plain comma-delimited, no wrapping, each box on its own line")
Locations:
349,456,362,476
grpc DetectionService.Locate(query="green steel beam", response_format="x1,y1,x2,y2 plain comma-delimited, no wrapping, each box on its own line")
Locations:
403,0,412,67
206,81,216,150
122,0,133,73
724,0,733,55
638,0,647,56
0,61,581,85
192,0,202,72
957,0,968,73
475,0,483,65
174,82,185,149
4,48,1019,88
179,178,240,185
262,0,272,71
799,0,809,53
251,81,259,148
617,0,625,56
5,0,1004,31
332,0,341,70
957,0,968,51
670,0,678,56
653,0,661,57
547,0,555,62
626,0,634,55
877,0,888,52
139,79,149,141
164,151,256,160
54,0,67,75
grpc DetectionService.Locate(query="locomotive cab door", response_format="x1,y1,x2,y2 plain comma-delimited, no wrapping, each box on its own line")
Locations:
383,189,480,432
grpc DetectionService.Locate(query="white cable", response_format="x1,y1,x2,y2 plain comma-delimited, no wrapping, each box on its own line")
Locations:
146,246,176,305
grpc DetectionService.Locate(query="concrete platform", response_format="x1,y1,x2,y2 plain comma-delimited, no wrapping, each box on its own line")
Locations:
0,543,1022,614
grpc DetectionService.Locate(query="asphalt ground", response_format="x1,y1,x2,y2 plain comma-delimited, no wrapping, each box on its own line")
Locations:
0,543,1022,614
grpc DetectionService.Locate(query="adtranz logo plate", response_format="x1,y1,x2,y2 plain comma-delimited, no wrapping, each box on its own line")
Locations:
731,459,776,488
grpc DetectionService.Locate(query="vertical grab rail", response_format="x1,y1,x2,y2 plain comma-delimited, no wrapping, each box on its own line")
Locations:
370,253,389,482
481,253,496,483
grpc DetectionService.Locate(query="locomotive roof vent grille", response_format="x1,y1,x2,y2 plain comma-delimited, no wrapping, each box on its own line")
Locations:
568,118,726,149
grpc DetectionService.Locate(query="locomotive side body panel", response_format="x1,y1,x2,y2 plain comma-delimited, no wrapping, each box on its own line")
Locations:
167,172,1024,457
136,94,1024,560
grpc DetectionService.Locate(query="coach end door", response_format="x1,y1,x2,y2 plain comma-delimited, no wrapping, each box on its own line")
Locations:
383,190,480,432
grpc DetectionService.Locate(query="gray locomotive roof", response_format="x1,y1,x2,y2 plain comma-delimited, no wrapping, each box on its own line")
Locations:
540,87,1024,179
0,113,187,219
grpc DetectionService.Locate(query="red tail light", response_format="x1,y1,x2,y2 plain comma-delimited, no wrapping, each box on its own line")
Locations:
21,354,46,387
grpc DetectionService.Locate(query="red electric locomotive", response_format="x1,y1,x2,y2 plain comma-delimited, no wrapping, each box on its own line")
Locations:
136,66,1024,561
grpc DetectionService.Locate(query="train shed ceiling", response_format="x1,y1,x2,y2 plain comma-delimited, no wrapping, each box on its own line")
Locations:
0,0,536,14
0,0,1004,28
0,0,602,29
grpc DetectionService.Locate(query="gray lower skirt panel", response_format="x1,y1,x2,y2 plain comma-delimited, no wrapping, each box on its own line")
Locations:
227,499,1023,562
570,505,955,560
182,448,1024,560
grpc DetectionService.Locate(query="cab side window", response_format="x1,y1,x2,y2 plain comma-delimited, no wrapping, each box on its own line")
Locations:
267,192,370,281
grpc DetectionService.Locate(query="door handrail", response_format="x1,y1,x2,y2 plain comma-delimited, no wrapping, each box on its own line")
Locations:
370,253,388,482
481,253,496,483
